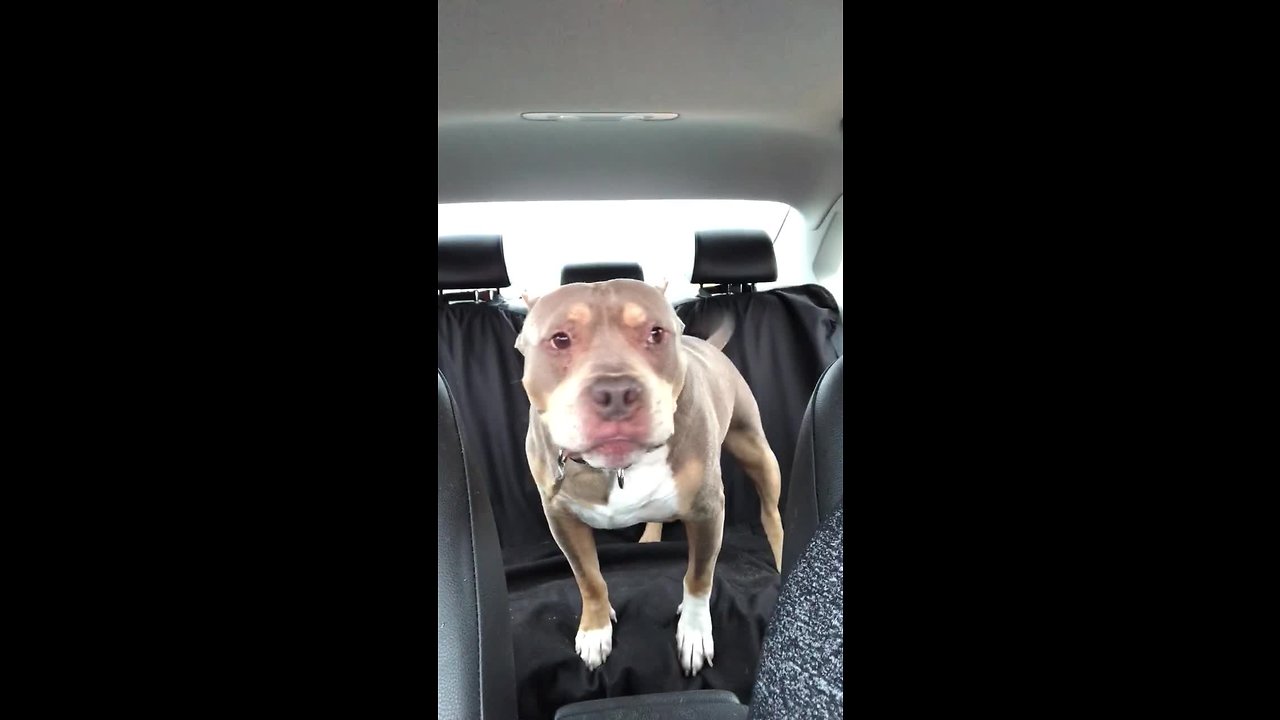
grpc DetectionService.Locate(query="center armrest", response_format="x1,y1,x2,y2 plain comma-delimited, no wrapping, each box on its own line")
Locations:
554,689,749,720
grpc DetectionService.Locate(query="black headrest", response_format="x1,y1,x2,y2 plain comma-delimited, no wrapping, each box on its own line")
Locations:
690,230,778,284
438,235,511,290
560,262,645,285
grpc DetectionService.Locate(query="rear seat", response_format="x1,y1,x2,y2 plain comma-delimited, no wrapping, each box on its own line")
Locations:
455,238,828,713
674,229,843,538
560,262,645,284
437,235,549,548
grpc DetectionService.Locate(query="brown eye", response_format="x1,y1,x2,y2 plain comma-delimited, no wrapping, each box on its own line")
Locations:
550,332,572,350
649,326,665,344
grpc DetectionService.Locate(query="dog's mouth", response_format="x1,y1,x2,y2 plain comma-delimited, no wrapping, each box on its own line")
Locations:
574,435,668,470
579,424,670,453
579,417,651,447
587,437,641,456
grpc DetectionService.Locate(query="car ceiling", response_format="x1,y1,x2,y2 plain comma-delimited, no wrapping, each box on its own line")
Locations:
438,0,843,227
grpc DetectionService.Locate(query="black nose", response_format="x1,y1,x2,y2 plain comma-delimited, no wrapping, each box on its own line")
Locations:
588,378,643,420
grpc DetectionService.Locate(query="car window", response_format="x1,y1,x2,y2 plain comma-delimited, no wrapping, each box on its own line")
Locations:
438,199,803,303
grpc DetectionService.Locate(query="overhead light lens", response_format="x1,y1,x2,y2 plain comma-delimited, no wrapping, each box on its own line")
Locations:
521,112,679,122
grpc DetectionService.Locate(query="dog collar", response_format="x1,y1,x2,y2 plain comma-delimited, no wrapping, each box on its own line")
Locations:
556,450,625,489
553,443,666,490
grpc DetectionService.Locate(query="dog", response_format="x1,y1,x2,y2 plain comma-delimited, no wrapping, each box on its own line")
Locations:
515,278,784,676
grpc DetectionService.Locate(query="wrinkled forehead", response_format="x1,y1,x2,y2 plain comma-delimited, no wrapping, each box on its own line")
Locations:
529,279,672,329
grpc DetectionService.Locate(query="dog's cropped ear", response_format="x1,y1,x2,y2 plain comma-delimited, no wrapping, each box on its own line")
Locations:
514,310,538,355
654,278,669,294
521,290,539,311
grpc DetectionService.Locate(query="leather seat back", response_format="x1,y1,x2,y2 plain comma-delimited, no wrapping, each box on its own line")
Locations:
782,355,844,577
438,370,517,719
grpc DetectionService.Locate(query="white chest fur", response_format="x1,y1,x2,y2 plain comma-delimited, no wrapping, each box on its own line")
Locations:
565,447,681,530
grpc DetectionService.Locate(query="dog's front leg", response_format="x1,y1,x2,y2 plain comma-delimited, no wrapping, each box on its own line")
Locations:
545,508,616,670
677,506,724,676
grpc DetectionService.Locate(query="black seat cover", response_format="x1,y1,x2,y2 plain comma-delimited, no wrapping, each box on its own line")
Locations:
675,230,842,536
782,356,844,577
437,235,549,549
439,370,518,720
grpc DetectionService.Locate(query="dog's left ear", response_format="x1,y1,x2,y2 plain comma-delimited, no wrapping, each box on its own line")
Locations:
654,278,669,294
673,314,685,335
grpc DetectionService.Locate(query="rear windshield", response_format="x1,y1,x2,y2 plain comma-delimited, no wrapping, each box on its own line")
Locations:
438,199,802,303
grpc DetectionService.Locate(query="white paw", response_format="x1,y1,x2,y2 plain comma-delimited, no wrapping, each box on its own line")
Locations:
675,593,714,676
574,606,617,670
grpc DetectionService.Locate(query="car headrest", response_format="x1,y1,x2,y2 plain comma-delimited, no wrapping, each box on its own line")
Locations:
560,262,645,285
690,230,778,284
438,235,511,290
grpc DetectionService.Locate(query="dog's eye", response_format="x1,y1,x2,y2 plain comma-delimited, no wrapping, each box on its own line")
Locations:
550,332,572,350
648,326,665,344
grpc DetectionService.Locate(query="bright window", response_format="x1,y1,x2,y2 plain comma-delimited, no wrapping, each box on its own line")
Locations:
438,200,803,303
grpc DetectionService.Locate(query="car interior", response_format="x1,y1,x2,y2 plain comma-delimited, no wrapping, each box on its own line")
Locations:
439,2,843,718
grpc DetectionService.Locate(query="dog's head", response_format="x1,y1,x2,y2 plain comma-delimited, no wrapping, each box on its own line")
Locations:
515,279,686,469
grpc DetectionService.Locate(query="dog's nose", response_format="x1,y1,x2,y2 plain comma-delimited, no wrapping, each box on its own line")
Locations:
588,378,643,420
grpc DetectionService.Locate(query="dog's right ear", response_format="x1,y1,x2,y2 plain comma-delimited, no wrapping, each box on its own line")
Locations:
521,290,539,311
514,313,536,355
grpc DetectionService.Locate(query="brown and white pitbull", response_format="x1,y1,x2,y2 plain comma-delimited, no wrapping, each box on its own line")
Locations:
514,279,784,676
